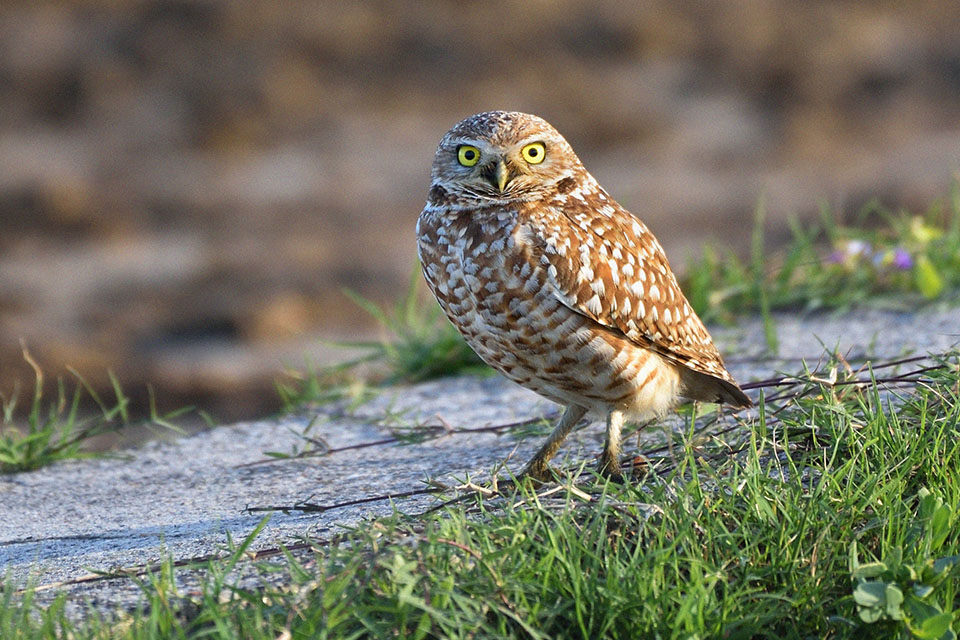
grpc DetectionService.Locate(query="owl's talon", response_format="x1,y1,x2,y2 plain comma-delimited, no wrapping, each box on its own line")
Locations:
599,467,625,484
519,461,560,485
597,456,625,484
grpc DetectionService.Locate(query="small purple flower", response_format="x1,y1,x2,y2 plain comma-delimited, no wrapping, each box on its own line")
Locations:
892,247,913,270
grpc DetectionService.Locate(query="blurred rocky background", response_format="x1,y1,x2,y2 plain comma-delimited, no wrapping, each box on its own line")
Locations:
1,1,959,424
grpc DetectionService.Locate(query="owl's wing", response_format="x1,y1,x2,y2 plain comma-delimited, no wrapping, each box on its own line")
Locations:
519,194,738,387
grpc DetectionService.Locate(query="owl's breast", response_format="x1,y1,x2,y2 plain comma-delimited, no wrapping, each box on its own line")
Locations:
417,206,520,319
417,207,573,392
419,207,535,339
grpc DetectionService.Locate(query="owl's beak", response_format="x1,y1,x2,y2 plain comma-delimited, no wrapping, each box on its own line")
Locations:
495,158,509,192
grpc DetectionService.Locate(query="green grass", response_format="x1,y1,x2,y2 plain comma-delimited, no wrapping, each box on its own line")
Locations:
683,188,960,326
0,347,188,474
5,352,959,639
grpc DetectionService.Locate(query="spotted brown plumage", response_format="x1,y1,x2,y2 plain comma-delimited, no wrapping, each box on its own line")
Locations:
416,111,750,481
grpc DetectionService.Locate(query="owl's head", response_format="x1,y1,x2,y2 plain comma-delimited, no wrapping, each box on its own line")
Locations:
429,111,582,202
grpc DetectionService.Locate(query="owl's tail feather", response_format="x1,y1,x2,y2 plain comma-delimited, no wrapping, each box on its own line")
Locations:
681,369,752,409
714,378,752,408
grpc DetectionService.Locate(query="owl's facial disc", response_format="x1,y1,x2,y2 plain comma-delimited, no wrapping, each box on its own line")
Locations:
438,126,574,201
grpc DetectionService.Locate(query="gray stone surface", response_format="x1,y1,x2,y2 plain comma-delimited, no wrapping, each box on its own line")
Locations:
2,307,958,616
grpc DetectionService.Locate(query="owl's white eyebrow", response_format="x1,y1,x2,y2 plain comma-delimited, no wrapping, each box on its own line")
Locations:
449,138,485,147
514,135,564,150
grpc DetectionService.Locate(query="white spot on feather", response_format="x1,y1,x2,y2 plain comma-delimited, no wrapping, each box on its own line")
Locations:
607,259,620,286
577,264,595,284
585,294,603,315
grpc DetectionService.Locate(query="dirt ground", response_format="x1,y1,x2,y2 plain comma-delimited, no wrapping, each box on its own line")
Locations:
2,1,959,422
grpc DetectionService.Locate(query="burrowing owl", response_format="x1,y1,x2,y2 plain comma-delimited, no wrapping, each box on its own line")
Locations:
416,111,750,481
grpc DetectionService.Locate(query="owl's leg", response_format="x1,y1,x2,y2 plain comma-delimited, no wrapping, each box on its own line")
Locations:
597,410,625,482
520,404,588,482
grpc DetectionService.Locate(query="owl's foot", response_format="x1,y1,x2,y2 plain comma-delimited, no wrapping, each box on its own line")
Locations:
597,453,625,484
518,459,561,485
518,405,589,485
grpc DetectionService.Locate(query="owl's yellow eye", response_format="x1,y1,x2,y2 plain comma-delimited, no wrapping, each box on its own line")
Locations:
457,145,481,167
521,142,546,164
